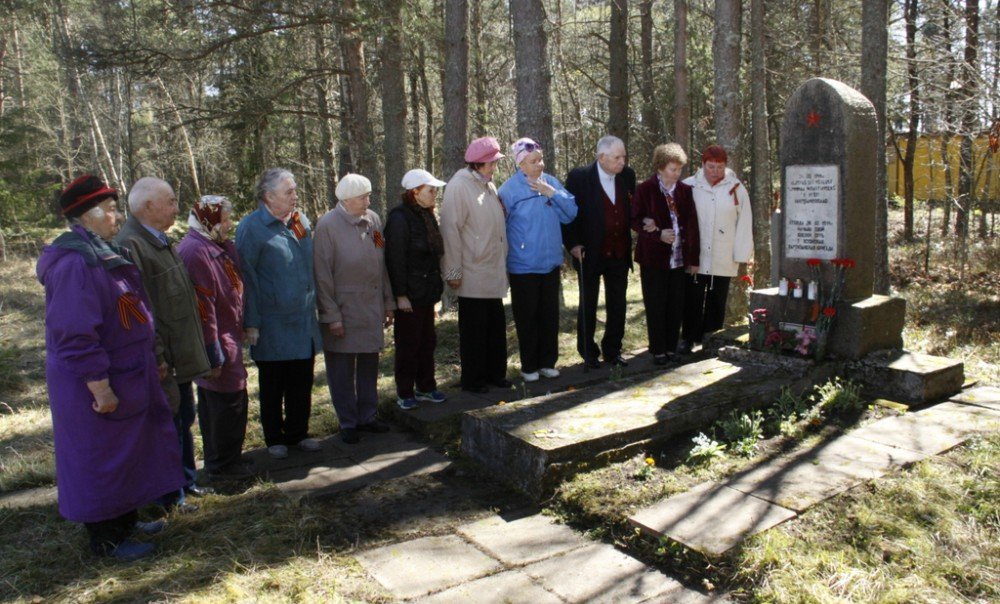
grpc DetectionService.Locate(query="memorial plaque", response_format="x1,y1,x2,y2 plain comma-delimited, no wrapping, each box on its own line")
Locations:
784,165,839,259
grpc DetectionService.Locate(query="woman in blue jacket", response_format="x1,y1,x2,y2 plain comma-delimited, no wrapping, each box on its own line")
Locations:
498,138,577,382
235,168,323,459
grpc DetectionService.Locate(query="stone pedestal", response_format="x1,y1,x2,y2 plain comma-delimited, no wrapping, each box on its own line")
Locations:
848,350,964,404
750,288,905,360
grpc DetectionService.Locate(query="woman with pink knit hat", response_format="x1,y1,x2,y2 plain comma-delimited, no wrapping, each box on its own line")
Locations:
439,137,510,393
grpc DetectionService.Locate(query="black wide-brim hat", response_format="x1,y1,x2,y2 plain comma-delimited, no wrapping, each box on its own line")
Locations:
60,174,118,218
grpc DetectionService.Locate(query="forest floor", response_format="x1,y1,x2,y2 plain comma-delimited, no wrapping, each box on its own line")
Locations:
0,206,997,602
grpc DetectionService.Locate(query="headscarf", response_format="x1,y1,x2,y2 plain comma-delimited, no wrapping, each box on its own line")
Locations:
188,195,232,242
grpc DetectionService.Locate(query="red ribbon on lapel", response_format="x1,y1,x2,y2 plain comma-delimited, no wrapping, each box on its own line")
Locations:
373,230,384,249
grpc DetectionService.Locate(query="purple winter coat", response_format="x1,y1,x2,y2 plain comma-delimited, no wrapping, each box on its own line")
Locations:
37,225,184,523
176,230,248,392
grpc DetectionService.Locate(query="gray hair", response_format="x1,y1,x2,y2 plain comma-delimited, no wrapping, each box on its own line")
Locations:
596,135,625,158
127,177,171,214
255,168,295,203
68,203,108,225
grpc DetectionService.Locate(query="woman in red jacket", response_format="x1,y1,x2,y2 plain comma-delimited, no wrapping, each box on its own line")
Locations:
631,143,700,365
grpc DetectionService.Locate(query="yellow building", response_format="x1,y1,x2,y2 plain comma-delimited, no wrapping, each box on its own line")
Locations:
888,134,1000,201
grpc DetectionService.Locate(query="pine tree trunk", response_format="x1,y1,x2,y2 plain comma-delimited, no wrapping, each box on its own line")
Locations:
340,0,382,213
903,0,919,242
860,0,890,294
673,0,690,155
607,0,629,148
510,0,554,151
442,0,469,179
750,0,772,287
638,1,662,150
380,0,407,211
314,25,337,210
713,0,743,170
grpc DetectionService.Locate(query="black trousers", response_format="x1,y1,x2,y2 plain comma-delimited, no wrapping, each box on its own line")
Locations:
575,255,630,361
640,265,687,356
256,358,314,447
509,269,561,373
457,297,508,389
196,387,249,472
393,305,438,398
682,274,731,344
85,509,137,554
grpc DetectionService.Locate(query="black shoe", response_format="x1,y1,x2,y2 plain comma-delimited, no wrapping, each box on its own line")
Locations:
676,341,693,355
606,354,628,367
184,484,215,497
461,384,489,394
340,428,359,444
491,379,513,388
358,419,390,433
653,354,670,366
583,357,601,369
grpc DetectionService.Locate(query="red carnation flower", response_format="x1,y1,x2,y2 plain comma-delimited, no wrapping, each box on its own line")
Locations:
806,258,821,267
822,306,836,317
740,275,754,286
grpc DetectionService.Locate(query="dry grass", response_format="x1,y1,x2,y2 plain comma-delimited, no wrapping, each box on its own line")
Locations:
734,433,1000,603
0,207,995,602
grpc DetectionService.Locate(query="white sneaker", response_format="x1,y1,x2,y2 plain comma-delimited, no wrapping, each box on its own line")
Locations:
522,371,540,382
267,445,288,459
539,368,560,378
297,437,322,452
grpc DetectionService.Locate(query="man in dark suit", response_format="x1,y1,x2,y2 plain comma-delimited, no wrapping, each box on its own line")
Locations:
563,135,637,368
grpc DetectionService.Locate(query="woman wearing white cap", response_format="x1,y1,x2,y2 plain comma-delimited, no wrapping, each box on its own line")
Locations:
313,173,396,444
384,169,449,410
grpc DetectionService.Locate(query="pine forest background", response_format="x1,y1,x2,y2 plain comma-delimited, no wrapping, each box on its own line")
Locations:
0,0,998,287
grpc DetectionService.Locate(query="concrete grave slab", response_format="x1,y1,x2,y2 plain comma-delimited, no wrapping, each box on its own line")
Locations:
243,435,353,476
457,512,588,566
722,436,925,511
629,482,797,556
521,542,700,603
950,385,1000,412
271,457,373,499
356,534,501,600
354,447,451,481
462,357,812,498
849,350,964,404
390,350,667,438
850,401,1000,455
411,570,562,604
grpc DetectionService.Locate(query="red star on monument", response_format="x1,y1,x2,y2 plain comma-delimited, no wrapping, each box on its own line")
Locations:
806,110,822,127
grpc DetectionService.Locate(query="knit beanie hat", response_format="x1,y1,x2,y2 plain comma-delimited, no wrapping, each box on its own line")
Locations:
335,173,372,201
60,174,118,218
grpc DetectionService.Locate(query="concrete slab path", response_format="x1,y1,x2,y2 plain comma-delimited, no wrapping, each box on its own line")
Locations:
358,510,725,603
628,389,999,556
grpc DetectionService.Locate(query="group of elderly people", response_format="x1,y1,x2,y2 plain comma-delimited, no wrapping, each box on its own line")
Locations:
39,134,752,560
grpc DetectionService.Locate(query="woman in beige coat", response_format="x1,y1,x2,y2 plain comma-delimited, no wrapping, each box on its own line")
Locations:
439,137,510,393
314,174,396,444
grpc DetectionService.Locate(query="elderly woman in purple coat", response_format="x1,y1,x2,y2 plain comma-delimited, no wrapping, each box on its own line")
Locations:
36,175,184,561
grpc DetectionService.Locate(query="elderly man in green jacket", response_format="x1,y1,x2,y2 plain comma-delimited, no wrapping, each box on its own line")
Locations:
115,177,213,507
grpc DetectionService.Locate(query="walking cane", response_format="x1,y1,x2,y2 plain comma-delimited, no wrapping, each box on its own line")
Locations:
578,251,589,374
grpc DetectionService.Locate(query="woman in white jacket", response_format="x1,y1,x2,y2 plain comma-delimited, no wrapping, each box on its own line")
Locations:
679,145,754,353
